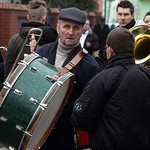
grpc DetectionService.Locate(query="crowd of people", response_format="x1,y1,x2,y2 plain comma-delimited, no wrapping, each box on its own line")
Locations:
0,0,150,150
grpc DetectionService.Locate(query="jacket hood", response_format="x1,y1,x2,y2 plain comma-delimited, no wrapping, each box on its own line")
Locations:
19,21,44,38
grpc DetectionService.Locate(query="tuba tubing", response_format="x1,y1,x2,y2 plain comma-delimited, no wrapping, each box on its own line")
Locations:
130,24,150,67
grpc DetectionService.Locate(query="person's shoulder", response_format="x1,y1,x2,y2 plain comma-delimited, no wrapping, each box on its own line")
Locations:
37,43,52,50
83,53,100,67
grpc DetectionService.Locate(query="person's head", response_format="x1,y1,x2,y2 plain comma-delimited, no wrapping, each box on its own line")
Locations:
57,7,86,46
99,17,105,25
116,0,134,27
106,28,135,59
143,11,150,26
83,19,90,33
27,0,47,24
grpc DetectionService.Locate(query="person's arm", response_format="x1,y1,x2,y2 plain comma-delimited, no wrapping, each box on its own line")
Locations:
71,74,105,132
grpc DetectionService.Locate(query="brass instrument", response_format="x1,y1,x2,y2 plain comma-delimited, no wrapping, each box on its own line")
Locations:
7,28,43,78
0,46,7,61
26,28,43,52
0,46,7,52
130,25,150,68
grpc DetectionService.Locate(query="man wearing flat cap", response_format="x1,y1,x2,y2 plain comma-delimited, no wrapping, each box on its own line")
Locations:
36,7,99,150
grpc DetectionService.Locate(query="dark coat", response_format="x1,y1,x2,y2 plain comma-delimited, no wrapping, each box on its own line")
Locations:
93,24,110,50
5,21,57,77
83,29,99,55
35,41,99,150
71,52,150,150
0,52,4,90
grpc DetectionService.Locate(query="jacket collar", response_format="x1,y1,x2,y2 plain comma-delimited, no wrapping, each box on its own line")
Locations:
99,52,135,72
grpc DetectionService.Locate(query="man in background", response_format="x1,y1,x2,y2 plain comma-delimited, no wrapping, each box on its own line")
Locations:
143,11,150,26
93,17,110,50
80,18,99,55
116,0,136,29
5,0,57,77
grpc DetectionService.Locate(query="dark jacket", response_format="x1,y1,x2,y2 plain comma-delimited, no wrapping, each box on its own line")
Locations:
35,41,99,150
71,52,150,150
5,21,57,77
0,52,4,90
93,23,110,50
83,28,99,55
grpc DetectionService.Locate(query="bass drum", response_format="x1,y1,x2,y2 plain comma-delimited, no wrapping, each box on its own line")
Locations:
0,53,74,150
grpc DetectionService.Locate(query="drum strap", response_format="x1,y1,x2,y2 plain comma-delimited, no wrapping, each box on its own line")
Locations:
55,49,88,78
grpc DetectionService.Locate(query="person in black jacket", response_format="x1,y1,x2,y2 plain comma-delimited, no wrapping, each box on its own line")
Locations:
35,7,99,150
71,28,150,150
5,0,57,77
80,18,99,55
93,17,110,50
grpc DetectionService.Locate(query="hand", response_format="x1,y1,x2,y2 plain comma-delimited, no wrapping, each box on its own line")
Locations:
86,42,91,48
30,34,37,52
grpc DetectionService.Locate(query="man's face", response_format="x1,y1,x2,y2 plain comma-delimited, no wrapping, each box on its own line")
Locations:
57,20,84,46
83,20,90,32
117,7,134,27
144,15,150,26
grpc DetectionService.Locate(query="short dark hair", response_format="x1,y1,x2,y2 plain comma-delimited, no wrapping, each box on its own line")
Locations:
116,0,134,15
143,11,150,20
106,28,135,54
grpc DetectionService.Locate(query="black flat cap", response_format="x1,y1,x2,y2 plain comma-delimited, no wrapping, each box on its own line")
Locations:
58,7,86,25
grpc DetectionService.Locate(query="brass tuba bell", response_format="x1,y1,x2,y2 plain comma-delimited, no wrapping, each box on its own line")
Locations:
130,25,150,68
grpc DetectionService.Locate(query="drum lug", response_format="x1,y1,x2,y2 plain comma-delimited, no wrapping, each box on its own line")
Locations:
45,75,56,82
13,89,22,96
0,116,8,123
19,60,37,72
29,66,37,72
29,97,47,110
16,124,32,137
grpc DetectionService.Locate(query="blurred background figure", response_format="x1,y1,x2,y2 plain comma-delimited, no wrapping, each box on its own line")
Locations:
80,18,99,56
93,17,110,50
110,24,115,31
116,0,135,29
143,11,150,26
0,48,5,91
5,0,57,77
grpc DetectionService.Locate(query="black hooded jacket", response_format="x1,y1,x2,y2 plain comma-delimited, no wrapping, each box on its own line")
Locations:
71,52,150,150
5,21,58,76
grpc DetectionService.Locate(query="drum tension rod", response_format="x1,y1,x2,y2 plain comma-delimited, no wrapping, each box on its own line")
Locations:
3,82,22,96
16,124,32,137
19,60,37,73
29,97,47,110
45,75,57,83
45,75,63,86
